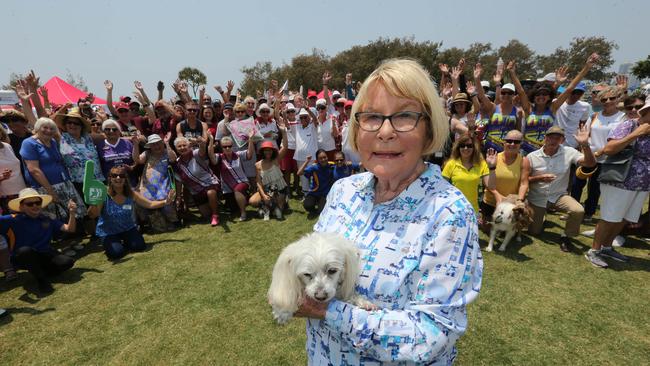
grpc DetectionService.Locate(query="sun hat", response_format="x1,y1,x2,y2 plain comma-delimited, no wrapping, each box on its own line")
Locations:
638,97,650,116
545,126,565,137
537,73,556,82
452,93,471,105
54,107,91,134
332,90,341,98
480,81,490,88
258,140,278,152
8,188,52,212
344,100,354,108
502,83,516,92
298,108,310,117
145,134,163,148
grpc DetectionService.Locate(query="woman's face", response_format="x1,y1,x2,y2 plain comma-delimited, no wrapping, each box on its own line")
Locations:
458,140,474,158
356,84,427,181
65,118,83,136
110,171,126,188
453,102,467,115
175,141,191,156
150,141,164,155
534,91,550,106
503,132,522,154
259,109,271,120
317,152,329,166
202,108,213,121
246,101,255,112
38,124,57,140
625,99,644,119
600,94,618,112
234,110,247,120
262,148,274,160
103,125,121,141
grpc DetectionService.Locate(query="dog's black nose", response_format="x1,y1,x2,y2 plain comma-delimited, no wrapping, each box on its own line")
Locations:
314,295,327,301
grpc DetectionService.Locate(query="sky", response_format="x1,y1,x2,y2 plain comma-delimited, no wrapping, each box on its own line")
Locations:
3,0,648,99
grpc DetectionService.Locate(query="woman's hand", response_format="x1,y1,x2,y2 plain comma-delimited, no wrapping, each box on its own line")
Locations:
633,123,650,138
466,81,476,95
573,124,590,146
166,190,176,205
473,63,483,79
450,66,461,81
294,296,328,319
485,148,497,169
104,80,113,92
67,199,77,213
0,169,11,182
555,66,568,84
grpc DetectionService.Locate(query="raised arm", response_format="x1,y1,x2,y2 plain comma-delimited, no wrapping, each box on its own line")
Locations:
297,156,312,176
25,70,47,118
322,72,332,106
131,135,146,165
506,61,531,116
39,86,51,112
104,80,118,117
473,64,495,116
60,200,78,233
156,81,164,101
483,148,497,191
551,53,599,113
13,80,37,125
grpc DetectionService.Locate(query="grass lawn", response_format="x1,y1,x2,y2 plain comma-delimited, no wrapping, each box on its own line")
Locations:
1,198,649,365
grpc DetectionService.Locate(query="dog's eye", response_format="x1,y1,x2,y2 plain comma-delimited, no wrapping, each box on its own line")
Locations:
327,268,338,275
302,273,313,279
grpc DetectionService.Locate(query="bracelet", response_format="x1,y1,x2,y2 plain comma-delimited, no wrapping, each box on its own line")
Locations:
470,93,478,98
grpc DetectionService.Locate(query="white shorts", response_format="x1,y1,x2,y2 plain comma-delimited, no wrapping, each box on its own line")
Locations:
599,184,649,223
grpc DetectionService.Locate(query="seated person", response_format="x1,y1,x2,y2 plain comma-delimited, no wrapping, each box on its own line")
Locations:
0,188,77,293
297,149,336,216
87,166,174,260
527,126,596,252
249,128,289,220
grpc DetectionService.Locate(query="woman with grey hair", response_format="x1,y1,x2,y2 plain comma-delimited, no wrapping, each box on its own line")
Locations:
95,119,137,186
20,117,86,220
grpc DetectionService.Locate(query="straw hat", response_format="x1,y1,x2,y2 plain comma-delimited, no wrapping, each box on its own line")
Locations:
8,188,52,212
55,107,91,134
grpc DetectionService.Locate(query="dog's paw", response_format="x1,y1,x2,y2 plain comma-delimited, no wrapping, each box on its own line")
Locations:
272,310,294,325
353,297,379,311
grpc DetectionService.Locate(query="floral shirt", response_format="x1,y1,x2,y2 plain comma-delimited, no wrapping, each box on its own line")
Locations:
60,133,104,183
311,163,483,365
607,119,650,191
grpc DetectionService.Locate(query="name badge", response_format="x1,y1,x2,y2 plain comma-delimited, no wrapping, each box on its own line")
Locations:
122,204,132,210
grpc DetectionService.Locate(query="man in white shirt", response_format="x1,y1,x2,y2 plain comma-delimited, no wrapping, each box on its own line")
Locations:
554,82,591,148
527,126,596,252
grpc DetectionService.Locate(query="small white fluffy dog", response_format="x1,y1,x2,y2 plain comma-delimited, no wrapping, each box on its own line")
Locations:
268,232,374,324
486,195,533,252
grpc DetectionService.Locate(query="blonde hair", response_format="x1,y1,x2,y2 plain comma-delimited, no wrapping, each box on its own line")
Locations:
348,58,448,156
233,103,247,112
596,86,619,101
34,117,59,134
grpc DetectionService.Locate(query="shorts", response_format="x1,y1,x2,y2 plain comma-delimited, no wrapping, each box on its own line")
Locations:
599,184,649,223
233,182,249,195
281,149,297,172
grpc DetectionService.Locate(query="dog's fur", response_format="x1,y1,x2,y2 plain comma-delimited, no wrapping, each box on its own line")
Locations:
486,195,533,252
259,184,281,220
268,232,372,324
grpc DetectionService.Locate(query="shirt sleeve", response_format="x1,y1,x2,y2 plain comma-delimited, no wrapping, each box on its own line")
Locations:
567,147,584,165
0,215,15,236
303,164,317,178
441,160,453,179
19,138,39,161
478,160,489,177
322,203,482,363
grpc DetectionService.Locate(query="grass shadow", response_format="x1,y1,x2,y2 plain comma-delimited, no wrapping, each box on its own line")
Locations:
607,254,650,272
53,267,103,285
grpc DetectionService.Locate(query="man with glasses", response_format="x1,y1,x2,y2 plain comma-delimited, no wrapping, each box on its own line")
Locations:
176,102,208,148
527,126,596,252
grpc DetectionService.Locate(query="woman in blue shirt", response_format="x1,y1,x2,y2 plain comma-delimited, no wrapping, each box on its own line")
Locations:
297,149,335,216
87,166,174,260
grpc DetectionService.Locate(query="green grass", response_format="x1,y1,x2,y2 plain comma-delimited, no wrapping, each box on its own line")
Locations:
1,199,649,365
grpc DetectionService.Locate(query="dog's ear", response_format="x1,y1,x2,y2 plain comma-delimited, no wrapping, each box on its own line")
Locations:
268,244,302,313
337,239,360,300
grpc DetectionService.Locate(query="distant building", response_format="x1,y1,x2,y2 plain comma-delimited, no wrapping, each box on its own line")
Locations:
618,62,640,90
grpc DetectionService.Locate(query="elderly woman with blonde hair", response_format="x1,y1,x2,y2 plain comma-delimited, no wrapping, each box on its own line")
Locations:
20,118,86,220
293,59,483,365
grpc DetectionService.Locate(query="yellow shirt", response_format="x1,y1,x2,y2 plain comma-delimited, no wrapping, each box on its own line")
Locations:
483,152,522,206
441,158,489,212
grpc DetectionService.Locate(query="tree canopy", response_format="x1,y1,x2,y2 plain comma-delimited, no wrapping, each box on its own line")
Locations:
178,67,207,97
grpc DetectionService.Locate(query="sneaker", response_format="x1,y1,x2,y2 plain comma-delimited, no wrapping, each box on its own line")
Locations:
599,246,629,262
274,207,283,220
581,229,595,238
263,212,270,221
612,235,626,247
237,214,247,222
210,214,219,226
559,237,574,252
585,249,608,268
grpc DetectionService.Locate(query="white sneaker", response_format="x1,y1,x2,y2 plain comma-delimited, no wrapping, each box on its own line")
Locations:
263,212,270,221
612,235,626,247
581,229,595,238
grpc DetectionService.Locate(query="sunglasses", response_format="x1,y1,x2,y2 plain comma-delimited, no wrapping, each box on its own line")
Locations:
500,91,514,96
460,144,474,149
335,159,345,162
626,104,644,111
110,173,126,179
505,139,522,144
66,121,82,126
600,96,617,103
186,109,198,113
317,106,326,110
22,200,42,207
260,110,270,114
104,128,119,132
222,145,233,149
235,110,246,114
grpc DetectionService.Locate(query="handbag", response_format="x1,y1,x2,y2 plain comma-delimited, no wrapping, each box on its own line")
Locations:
598,144,635,184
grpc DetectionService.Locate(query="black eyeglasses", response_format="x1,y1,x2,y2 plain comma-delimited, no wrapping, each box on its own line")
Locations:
104,128,119,132
500,91,514,96
625,104,644,111
504,139,522,145
22,200,42,207
459,144,474,149
222,145,233,149
110,173,126,179
600,96,617,103
354,111,425,132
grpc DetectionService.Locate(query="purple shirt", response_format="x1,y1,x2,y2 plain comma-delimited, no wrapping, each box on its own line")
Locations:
96,139,134,180
607,119,650,191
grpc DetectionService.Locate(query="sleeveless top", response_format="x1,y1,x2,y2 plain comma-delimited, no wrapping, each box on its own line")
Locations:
522,107,554,154
260,164,287,191
139,153,171,200
483,152,522,206
485,105,519,152
95,195,137,237
179,120,203,139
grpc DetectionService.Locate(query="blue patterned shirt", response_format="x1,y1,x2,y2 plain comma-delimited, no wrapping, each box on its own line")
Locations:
310,163,483,365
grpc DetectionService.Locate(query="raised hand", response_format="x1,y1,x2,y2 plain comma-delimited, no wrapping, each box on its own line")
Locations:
485,148,497,168
493,67,503,84
466,80,476,95
179,82,188,93
39,86,48,98
133,91,145,104
574,124,590,146
466,112,477,131
586,52,600,67
555,66,569,84
438,63,450,75
615,74,628,90
214,85,224,93
86,93,95,103
306,155,312,162
104,80,113,91
322,71,332,84
226,80,235,91
13,80,32,100
134,80,144,91
25,70,40,90
451,66,462,80
442,82,453,97
473,63,483,79
157,81,164,91
506,60,516,72
199,85,206,94
457,58,466,72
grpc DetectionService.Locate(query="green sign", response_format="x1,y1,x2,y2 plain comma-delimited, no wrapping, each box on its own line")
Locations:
83,161,107,205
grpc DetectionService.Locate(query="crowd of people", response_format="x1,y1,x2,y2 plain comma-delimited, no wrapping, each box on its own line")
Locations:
0,54,648,299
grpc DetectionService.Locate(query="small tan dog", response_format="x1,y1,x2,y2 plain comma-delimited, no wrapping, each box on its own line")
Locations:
486,195,533,252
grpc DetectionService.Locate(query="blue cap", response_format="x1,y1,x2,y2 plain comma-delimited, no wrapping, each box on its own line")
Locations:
574,82,586,92
557,86,566,94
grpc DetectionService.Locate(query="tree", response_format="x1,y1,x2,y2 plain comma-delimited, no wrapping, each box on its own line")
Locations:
178,67,207,97
497,40,536,79
631,55,650,79
536,47,569,76
536,37,618,81
65,69,88,92
240,61,274,97
2,72,25,89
